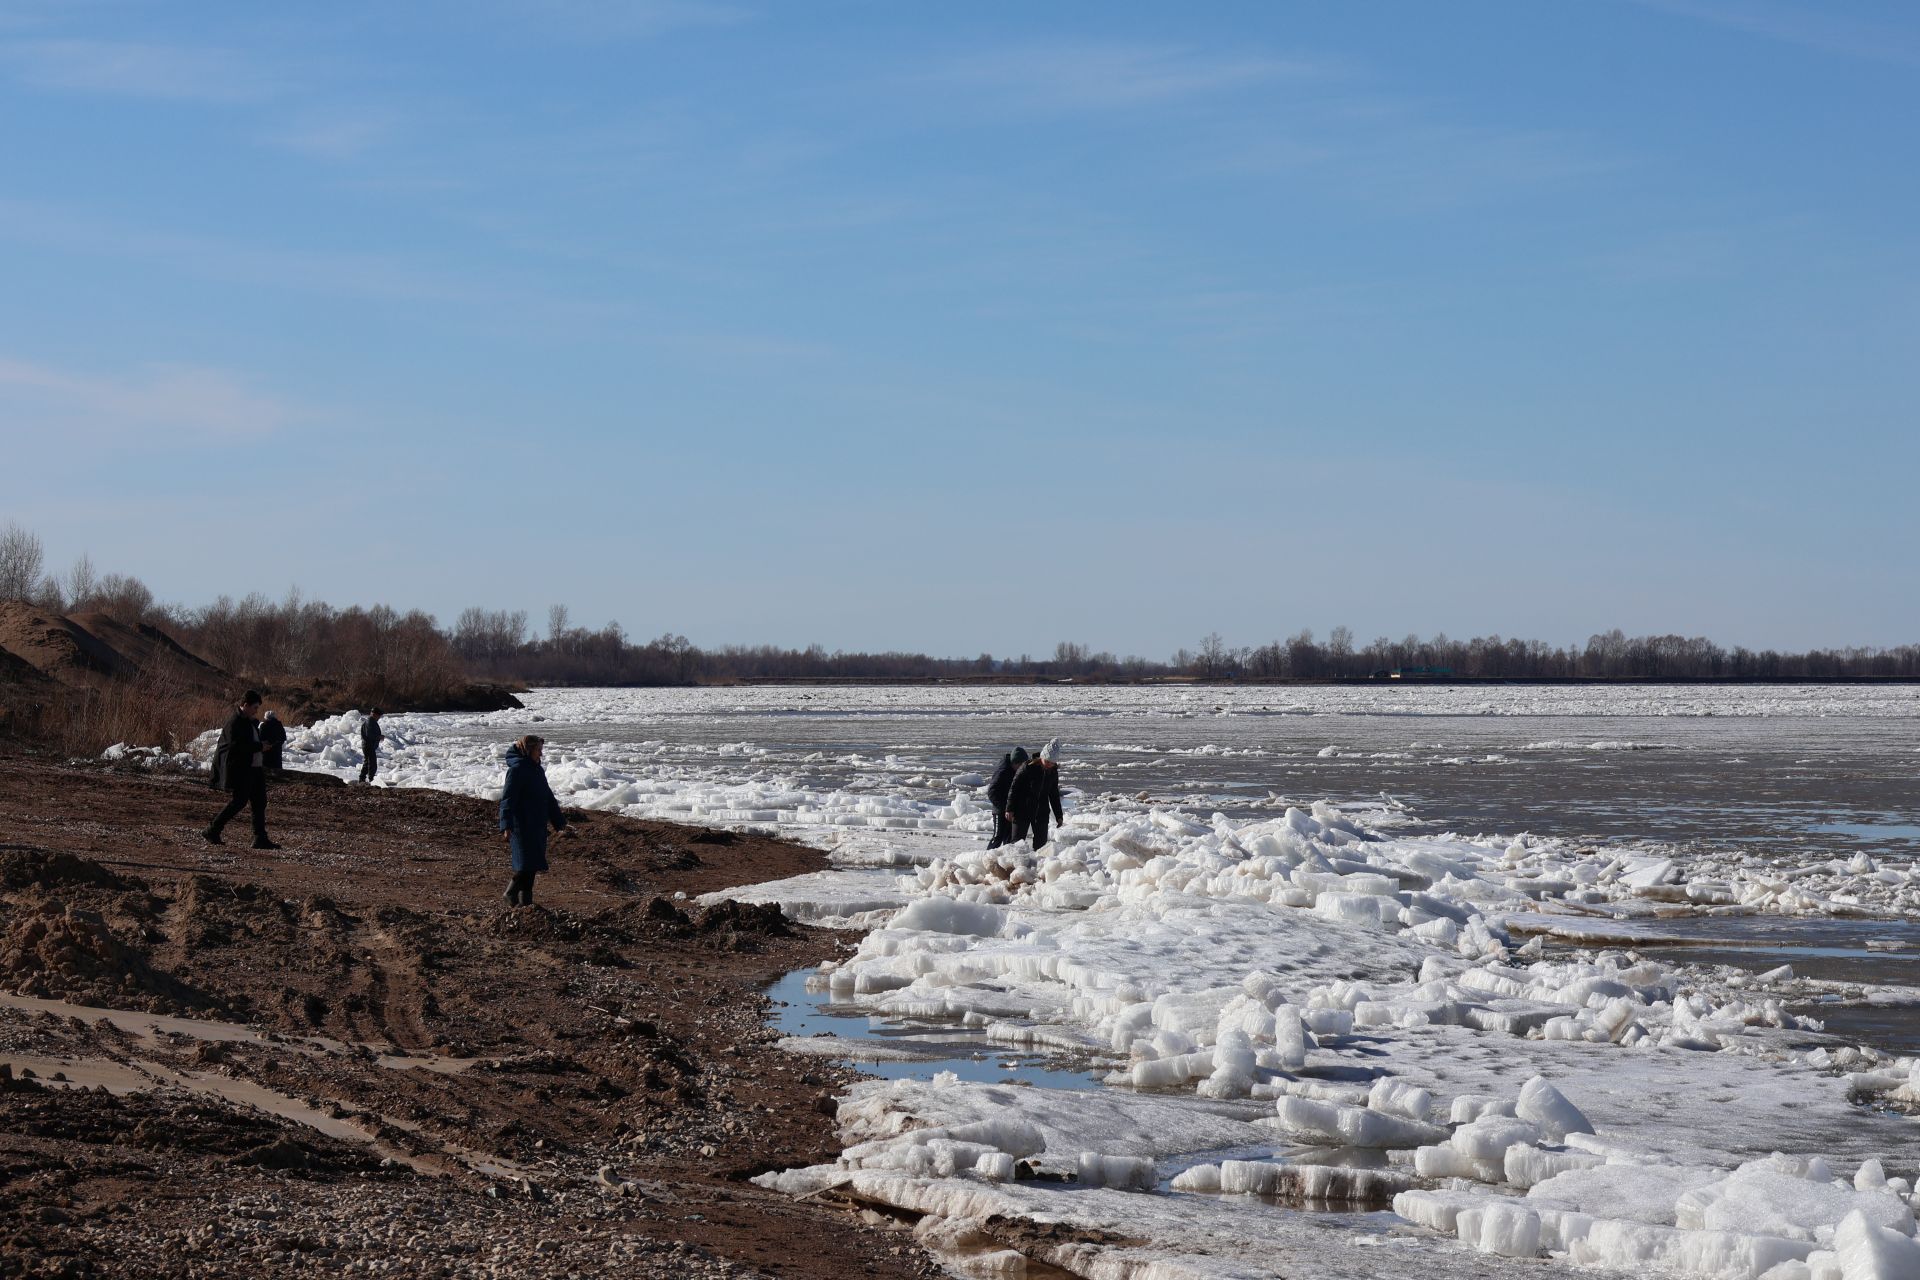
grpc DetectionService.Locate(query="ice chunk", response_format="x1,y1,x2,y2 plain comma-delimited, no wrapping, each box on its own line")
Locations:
1451,1095,1518,1124
1300,1007,1354,1037
1272,1004,1308,1071
1197,1030,1255,1099
1414,1143,1501,1183
1131,1050,1214,1090
1515,1075,1594,1142
1678,1168,1917,1243
1367,1077,1434,1122
888,897,1006,936
975,1152,1016,1182
1622,858,1677,889
1272,1096,1447,1149
1196,1160,1417,1205
1170,1163,1222,1193
1077,1152,1154,1191
1461,1201,1542,1258
1452,1115,1542,1165
1504,1143,1604,1190
1394,1188,1487,1233
1568,1220,1817,1278
1529,1162,1723,1225
1832,1208,1920,1280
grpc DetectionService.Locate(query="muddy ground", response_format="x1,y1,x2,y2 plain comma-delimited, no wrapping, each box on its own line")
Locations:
0,749,945,1279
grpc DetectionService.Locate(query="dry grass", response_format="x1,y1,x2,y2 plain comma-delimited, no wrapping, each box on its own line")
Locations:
25,667,231,757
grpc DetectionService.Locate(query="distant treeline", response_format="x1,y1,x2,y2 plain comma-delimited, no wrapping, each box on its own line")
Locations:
3,521,1917,688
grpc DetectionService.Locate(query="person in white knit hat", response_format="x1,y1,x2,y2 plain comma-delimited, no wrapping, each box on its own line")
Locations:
1007,738,1065,849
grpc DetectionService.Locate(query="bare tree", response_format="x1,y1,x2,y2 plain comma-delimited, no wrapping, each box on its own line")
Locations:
1328,624,1354,676
0,521,45,600
65,553,98,610
1197,632,1229,678
92,573,154,622
548,603,570,645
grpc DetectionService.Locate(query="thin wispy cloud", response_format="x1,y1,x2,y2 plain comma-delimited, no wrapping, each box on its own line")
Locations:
1630,0,1920,68
934,43,1325,112
0,356,296,442
0,37,281,101
0,197,482,305
480,0,748,41
268,105,399,159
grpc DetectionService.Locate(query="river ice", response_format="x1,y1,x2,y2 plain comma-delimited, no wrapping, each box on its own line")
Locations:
167,684,1920,1278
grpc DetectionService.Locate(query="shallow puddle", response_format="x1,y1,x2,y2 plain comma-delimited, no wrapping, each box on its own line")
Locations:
767,968,1106,1090
1808,818,1920,847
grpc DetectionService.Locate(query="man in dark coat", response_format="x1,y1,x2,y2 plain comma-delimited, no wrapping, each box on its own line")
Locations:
499,735,569,906
1006,738,1065,851
259,711,287,774
359,709,384,784
985,747,1028,849
204,690,278,849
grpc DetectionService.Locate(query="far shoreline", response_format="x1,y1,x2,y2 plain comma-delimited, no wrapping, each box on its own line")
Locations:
584,674,1920,688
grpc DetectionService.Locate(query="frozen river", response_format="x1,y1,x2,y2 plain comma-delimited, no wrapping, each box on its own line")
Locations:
397,683,1920,860
267,684,1920,1280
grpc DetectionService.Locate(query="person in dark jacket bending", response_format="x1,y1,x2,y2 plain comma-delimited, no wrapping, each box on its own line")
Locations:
359,708,384,784
204,690,279,849
1005,737,1065,851
259,710,287,774
499,734,568,906
985,746,1028,849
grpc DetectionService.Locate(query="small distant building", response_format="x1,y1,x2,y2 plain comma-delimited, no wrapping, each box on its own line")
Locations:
1390,665,1453,679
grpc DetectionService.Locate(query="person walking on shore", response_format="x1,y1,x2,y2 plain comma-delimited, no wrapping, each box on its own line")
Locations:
259,710,287,775
359,708,384,784
204,690,279,849
1006,738,1065,851
985,746,1027,849
499,734,568,906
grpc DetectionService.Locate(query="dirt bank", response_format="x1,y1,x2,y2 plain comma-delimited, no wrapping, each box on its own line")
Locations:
0,750,940,1279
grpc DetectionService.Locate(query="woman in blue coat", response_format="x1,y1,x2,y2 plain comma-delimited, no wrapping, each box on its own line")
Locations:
499,734,568,905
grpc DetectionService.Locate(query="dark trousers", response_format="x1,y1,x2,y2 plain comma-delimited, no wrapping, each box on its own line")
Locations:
504,870,538,906
987,812,1013,849
1012,815,1051,851
210,773,269,844
360,748,378,782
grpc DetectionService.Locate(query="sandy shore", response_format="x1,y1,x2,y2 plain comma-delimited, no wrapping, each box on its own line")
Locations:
0,749,942,1279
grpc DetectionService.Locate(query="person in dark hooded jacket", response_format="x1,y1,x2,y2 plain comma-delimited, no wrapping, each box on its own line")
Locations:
204,690,279,849
498,734,568,906
259,710,287,774
984,747,1028,849
1006,737,1065,851
359,709,384,784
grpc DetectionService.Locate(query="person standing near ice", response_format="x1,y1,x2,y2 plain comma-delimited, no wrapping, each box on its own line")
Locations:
985,746,1027,848
1006,738,1065,850
498,734,569,906
359,708,384,784
203,690,279,849
258,710,287,775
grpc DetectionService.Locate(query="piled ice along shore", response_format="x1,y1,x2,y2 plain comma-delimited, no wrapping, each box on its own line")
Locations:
743,802,1920,1280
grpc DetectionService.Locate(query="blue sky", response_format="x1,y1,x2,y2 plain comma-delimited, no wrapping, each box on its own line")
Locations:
1,0,1915,657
